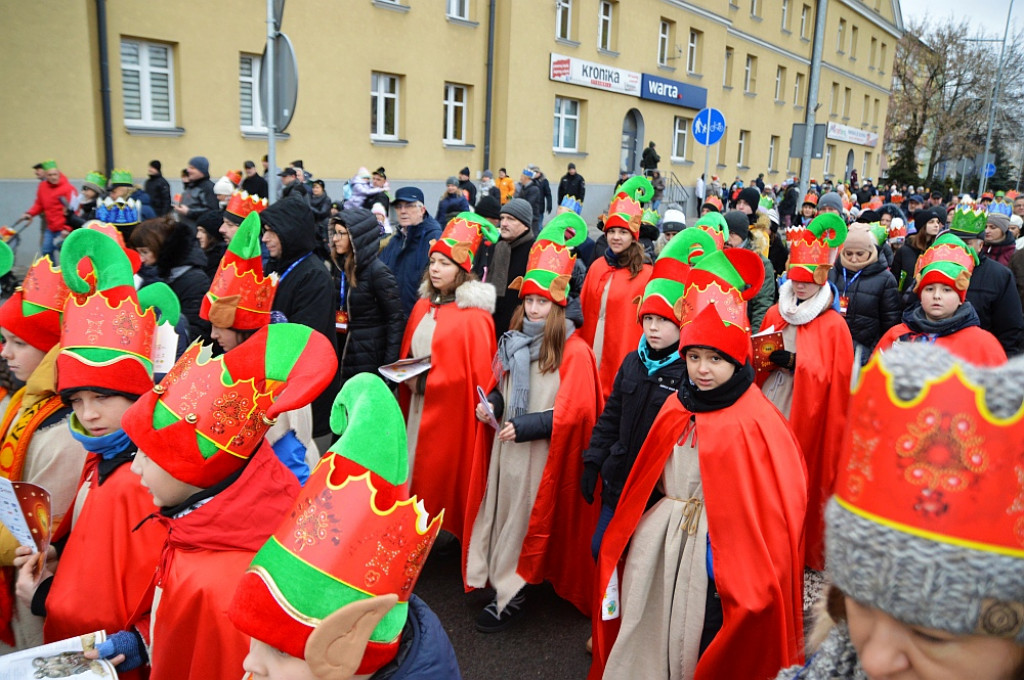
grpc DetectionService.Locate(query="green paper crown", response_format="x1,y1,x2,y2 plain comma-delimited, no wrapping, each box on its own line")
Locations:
108,168,133,186
83,171,107,190
0,240,12,279
950,206,987,236
641,209,660,227
513,211,587,303
535,212,587,249
868,223,888,246
759,195,775,211
694,212,729,237
40,160,57,171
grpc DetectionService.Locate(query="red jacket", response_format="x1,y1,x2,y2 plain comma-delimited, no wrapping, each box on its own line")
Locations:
28,173,76,232
877,323,1006,366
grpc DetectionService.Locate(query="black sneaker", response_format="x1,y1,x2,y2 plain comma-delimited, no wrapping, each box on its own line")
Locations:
475,591,526,633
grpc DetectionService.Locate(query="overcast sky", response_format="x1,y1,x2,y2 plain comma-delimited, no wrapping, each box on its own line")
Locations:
899,0,1019,38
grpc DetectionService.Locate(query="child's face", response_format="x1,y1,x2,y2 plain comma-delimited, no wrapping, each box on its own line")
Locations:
69,390,134,438
523,294,553,323
0,328,46,382
684,347,736,391
792,280,822,301
920,283,960,322
211,325,245,353
642,314,681,351
131,450,202,508
243,638,316,680
802,204,816,217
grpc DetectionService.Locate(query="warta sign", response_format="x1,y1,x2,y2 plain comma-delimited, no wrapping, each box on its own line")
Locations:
640,74,707,110
549,53,641,96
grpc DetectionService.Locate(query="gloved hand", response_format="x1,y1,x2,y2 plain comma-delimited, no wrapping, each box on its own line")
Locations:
580,463,600,505
769,349,796,370
95,629,148,672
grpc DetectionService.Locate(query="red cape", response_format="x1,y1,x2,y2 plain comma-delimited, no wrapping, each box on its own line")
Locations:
129,444,299,680
877,323,1006,366
590,387,807,680
463,334,603,615
579,260,652,399
759,306,853,570
399,297,497,543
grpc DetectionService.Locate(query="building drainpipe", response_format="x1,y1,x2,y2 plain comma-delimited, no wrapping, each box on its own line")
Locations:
483,0,496,172
799,0,828,197
96,0,114,177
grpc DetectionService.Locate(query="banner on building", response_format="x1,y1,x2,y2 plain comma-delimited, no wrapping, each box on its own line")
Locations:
549,53,641,96
826,122,879,148
640,74,707,110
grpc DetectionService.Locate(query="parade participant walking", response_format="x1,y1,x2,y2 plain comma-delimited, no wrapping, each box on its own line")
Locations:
11,230,178,675
591,247,806,680
230,373,460,680
327,209,404,383
877,232,1005,366
760,213,853,571
380,187,443,318
219,189,266,242
497,168,516,205
981,207,1017,266
557,163,586,206
579,176,655,399
399,213,498,545
437,177,471,223
173,156,217,230
144,161,171,217
465,212,602,632
21,160,76,260
891,207,943,291
777,344,1024,680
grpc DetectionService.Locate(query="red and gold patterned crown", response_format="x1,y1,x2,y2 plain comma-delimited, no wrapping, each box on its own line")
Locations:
508,213,586,304
787,213,848,284
428,212,498,272
914,242,976,279
21,256,73,314
225,190,267,223
201,211,277,330
605,193,643,239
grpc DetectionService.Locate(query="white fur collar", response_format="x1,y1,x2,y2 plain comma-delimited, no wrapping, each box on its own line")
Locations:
418,278,496,314
778,280,833,325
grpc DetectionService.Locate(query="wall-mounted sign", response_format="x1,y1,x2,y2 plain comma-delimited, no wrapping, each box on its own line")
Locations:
549,53,642,96
639,74,707,110
826,122,878,148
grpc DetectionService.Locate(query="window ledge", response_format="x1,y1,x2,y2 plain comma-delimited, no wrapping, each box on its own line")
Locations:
372,0,409,12
371,137,409,147
716,163,728,169
774,98,786,105
671,158,695,166
849,56,857,62
728,2,739,8
686,71,703,79
871,125,879,131
750,14,763,21
768,169,780,174
781,28,792,35
446,15,478,27
597,48,620,58
793,105,804,111
841,116,850,122
868,65,876,71
553,149,588,158
443,142,476,150
744,91,757,97
657,64,677,72
800,36,811,43
125,125,185,137
241,130,291,141
737,164,751,170
556,37,581,48
723,85,734,91
837,50,845,56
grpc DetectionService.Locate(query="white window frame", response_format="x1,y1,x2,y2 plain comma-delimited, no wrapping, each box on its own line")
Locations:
370,72,400,140
442,83,467,144
781,0,789,30
446,0,469,20
793,72,805,105
598,1,613,51
239,53,266,133
825,144,835,175
658,21,671,66
737,130,748,166
672,116,690,161
769,135,779,170
879,42,887,73
556,0,572,40
120,38,175,128
837,19,846,52
744,55,756,93
553,96,580,152
687,30,700,73
862,151,871,177
800,5,810,38
850,25,858,58
723,47,734,87
750,0,759,16
774,66,785,100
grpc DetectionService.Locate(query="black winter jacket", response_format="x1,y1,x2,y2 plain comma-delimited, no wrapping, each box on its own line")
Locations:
330,209,405,382
144,174,172,217
828,256,901,353
890,236,930,292
241,173,269,199
472,231,535,338
149,220,212,342
557,173,586,205
180,177,218,229
965,255,1024,357
583,349,684,509
518,182,544,231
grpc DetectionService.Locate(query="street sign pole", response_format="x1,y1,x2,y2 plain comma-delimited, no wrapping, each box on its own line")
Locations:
703,107,712,190
266,0,277,203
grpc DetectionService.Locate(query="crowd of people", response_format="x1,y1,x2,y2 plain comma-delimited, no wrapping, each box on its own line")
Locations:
1,151,1022,680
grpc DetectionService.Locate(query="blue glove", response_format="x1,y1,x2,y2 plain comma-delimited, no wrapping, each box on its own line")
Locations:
96,630,147,672
272,429,311,484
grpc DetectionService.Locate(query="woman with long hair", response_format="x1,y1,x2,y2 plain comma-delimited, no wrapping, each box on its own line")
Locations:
465,212,602,632
580,176,655,398
890,206,944,292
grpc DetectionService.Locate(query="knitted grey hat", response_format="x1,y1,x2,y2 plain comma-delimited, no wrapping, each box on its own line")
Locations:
500,198,533,228
827,343,1024,643
817,192,844,213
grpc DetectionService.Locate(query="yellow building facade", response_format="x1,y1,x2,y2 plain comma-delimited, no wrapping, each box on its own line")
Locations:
0,0,902,222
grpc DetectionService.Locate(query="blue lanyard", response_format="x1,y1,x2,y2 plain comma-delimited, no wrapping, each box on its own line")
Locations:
338,271,347,308
841,269,863,295
278,253,311,284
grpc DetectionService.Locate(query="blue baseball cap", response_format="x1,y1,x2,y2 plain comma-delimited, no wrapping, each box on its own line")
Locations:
908,194,925,204
393,186,424,204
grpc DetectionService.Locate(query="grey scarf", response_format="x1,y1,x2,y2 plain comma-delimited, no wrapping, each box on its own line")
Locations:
775,623,867,680
490,231,532,295
496,318,573,419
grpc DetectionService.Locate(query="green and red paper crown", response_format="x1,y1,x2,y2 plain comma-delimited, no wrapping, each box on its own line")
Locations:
787,212,847,284
121,323,337,488
429,212,499,272
108,169,133,187
637,229,718,324
949,205,987,236
229,373,442,675
0,255,75,352
83,171,107,194
201,211,278,330
58,229,180,397
913,233,979,302
678,248,765,364
692,212,730,251
605,176,654,239
224,190,268,225
887,217,907,241
641,209,660,229
758,195,775,212
508,211,586,305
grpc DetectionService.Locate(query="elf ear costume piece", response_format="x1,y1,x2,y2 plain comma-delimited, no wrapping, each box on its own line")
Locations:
58,229,181,397
912,233,979,302
678,248,765,364
428,212,500,272
200,211,278,331
829,344,1024,642
229,373,443,679
605,176,654,239
637,228,718,324
692,212,730,251
121,323,337,488
0,254,74,353
507,211,586,305
786,212,847,284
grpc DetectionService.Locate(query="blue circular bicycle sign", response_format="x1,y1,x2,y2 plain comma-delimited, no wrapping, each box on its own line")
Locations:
692,108,726,146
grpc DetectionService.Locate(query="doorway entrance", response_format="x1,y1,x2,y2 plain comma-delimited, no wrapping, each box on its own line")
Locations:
620,109,645,174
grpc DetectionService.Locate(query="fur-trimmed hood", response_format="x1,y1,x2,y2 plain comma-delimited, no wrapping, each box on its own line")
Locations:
418,278,496,314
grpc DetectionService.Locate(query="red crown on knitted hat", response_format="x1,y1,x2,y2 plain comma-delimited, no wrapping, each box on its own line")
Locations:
225,190,268,224
201,211,278,330
509,212,587,305
788,213,848,283
429,212,499,272
605,176,654,239
0,256,77,352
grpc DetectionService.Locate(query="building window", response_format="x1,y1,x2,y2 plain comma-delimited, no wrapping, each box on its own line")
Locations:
843,87,852,118
750,0,760,17
442,83,467,144
870,36,877,68
781,0,789,30
825,144,835,175
658,20,672,67
120,38,174,127
800,4,811,39
862,151,871,177
794,71,805,105
239,54,265,131
672,116,690,161
556,0,572,40
717,130,729,166
769,135,780,170
687,30,701,73
879,42,887,72
370,71,399,139
837,19,846,53
446,0,469,20
598,1,614,51
723,47,734,87
553,96,580,152
873,98,880,126
774,66,786,100
862,94,870,124
737,130,749,166
743,55,757,93
829,82,839,115
850,25,859,58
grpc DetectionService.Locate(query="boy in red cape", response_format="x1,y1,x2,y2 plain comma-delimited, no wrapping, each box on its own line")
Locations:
91,323,336,680
591,247,806,680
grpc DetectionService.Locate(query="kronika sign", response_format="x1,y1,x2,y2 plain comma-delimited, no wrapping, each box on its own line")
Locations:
549,53,642,96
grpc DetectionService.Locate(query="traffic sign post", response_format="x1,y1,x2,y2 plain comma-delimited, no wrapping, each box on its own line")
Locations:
692,108,726,198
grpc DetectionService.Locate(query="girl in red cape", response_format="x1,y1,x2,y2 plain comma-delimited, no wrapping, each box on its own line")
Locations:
580,177,654,399
759,212,853,572
464,213,602,632
876,231,1006,366
398,213,498,545
591,248,806,680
